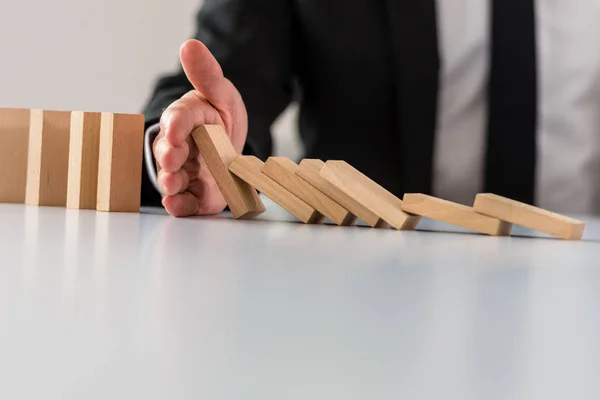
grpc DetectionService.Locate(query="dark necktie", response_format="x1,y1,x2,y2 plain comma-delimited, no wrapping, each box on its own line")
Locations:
485,0,538,205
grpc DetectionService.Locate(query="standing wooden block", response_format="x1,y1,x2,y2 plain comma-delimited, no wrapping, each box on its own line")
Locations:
473,193,585,240
0,108,30,203
67,111,101,209
296,159,386,228
25,110,71,206
262,157,356,226
97,113,144,213
402,193,512,236
191,125,265,219
229,155,324,224
319,161,420,230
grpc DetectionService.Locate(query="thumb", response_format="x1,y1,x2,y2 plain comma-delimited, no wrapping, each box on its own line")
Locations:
180,39,230,106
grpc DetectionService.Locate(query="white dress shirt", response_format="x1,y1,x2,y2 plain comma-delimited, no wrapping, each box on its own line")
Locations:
433,0,600,214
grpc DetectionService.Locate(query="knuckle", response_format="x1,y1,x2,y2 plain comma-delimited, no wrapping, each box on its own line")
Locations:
160,170,188,196
161,175,177,194
181,90,202,101
154,139,173,167
161,101,193,128
157,173,167,195
163,103,188,119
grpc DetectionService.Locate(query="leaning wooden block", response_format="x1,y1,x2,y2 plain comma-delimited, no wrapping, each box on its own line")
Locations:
0,108,29,203
97,113,144,213
67,111,101,209
296,159,386,228
402,193,512,236
473,193,585,240
262,157,356,226
25,110,71,206
319,161,420,230
229,155,324,224
191,125,265,219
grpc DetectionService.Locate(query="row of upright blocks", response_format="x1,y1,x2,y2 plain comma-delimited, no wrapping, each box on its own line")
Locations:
193,125,585,240
0,108,144,212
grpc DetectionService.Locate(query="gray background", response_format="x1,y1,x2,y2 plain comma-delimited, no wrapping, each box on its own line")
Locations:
0,0,302,159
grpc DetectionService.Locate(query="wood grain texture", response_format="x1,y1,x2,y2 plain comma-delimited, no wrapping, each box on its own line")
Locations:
191,125,265,219
296,159,386,228
25,110,71,206
262,157,356,226
402,193,512,236
97,113,144,213
229,156,324,224
67,111,101,209
319,161,420,230
473,193,585,240
0,108,30,203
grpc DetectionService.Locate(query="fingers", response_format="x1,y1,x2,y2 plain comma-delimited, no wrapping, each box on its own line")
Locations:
154,39,248,219
180,39,231,105
154,136,189,172
157,169,189,196
159,165,226,218
160,39,247,150
162,192,199,218
161,182,226,217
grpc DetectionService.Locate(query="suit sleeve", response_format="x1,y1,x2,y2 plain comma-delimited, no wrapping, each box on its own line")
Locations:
141,0,295,206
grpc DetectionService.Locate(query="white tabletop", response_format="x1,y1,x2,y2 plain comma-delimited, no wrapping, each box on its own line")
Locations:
1,201,599,400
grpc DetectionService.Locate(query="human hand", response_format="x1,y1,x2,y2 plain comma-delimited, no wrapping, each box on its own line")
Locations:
153,39,248,217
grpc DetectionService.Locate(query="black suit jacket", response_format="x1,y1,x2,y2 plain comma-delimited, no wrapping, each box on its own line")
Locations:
141,0,537,207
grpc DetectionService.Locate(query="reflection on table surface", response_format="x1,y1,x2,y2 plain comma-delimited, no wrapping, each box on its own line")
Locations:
0,203,599,400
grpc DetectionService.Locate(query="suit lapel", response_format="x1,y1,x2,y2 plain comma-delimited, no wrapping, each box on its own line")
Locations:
380,0,440,195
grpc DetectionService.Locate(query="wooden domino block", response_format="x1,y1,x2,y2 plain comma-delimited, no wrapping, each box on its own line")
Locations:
473,193,585,240
262,157,356,226
402,193,512,236
319,161,420,230
0,108,29,203
97,113,144,213
229,155,324,224
67,111,101,209
296,159,386,228
191,125,265,219
25,110,71,206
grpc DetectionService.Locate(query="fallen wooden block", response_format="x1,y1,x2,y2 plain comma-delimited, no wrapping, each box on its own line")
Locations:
191,125,265,219
296,159,386,228
229,155,324,224
262,157,356,226
0,108,30,203
25,110,71,206
402,193,512,236
97,113,144,212
67,111,101,209
473,193,585,240
319,161,420,230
